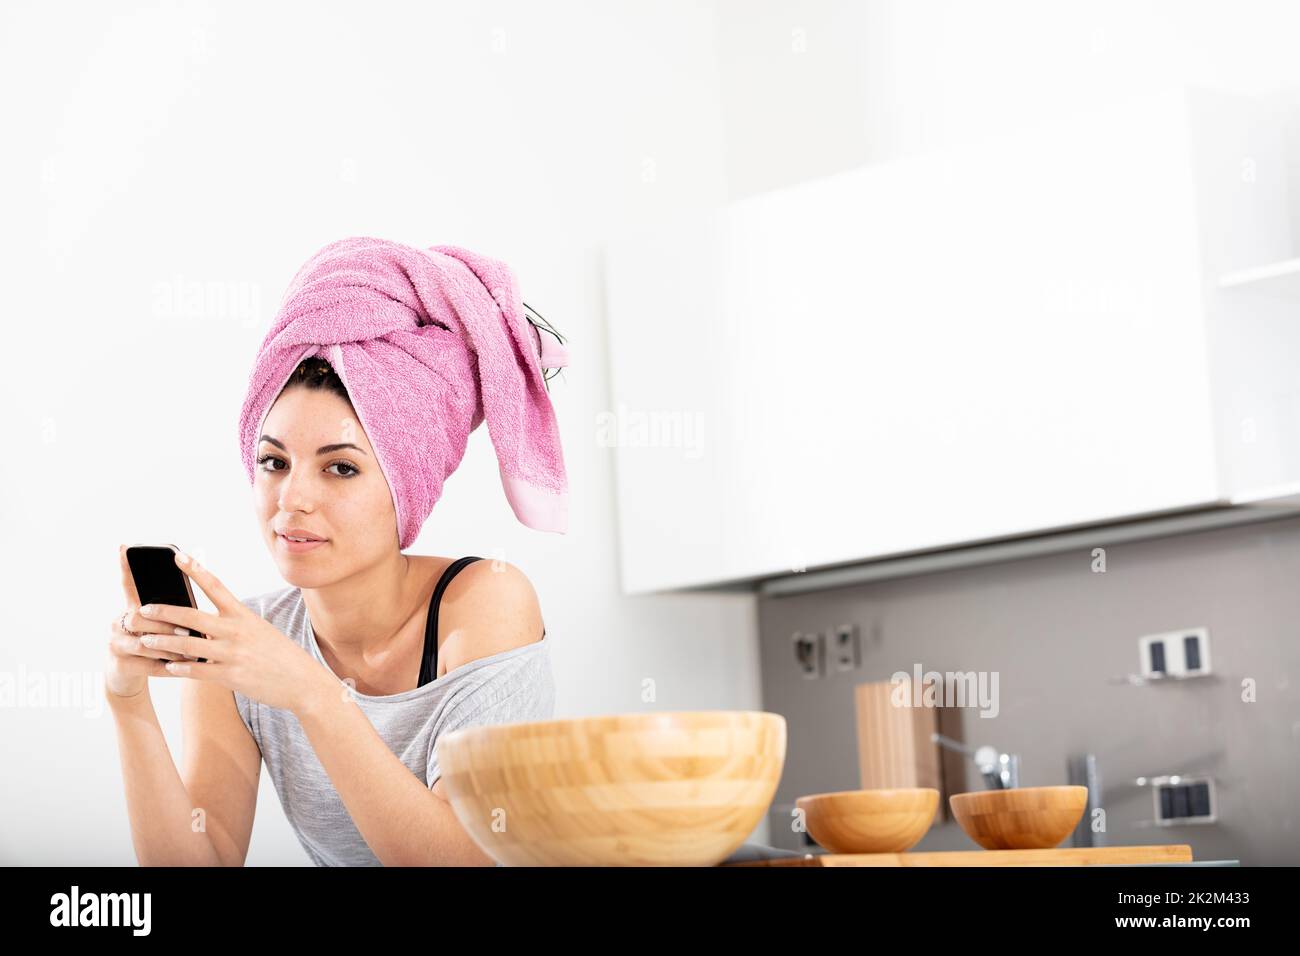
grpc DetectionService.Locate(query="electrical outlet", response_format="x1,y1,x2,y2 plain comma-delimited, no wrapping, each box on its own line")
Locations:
1138,627,1212,679
1152,776,1216,825
792,631,824,679
832,623,860,671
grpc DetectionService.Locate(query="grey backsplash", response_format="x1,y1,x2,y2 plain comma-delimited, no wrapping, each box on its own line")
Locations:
758,512,1300,864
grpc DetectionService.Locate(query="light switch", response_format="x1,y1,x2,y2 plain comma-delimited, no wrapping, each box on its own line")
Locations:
792,631,824,679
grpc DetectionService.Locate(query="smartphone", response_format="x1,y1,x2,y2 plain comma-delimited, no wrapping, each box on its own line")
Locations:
125,544,208,663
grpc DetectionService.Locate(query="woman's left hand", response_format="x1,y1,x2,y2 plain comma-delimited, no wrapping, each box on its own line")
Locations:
136,551,328,713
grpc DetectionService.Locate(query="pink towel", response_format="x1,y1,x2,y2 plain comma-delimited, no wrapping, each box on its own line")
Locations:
236,236,569,549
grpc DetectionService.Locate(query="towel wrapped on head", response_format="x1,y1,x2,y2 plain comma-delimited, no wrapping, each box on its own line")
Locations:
236,236,569,549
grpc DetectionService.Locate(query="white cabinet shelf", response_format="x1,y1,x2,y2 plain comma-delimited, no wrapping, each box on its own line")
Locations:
604,87,1300,595
1219,257,1300,295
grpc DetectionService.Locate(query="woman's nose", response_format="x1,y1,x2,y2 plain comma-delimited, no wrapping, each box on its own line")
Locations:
277,469,316,513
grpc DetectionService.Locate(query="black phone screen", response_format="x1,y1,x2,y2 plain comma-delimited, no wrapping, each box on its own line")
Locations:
125,545,207,663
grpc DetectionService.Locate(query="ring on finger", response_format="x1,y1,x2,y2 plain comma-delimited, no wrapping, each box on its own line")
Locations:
120,610,142,638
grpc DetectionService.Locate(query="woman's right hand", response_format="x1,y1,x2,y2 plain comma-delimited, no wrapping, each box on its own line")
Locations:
106,545,193,699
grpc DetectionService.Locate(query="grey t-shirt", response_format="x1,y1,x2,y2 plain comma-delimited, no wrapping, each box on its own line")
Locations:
234,585,555,866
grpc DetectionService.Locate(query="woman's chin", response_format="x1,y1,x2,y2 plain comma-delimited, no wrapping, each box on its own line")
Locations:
278,565,331,589
270,545,337,587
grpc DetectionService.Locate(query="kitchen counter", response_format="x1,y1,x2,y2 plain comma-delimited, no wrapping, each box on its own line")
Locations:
720,844,1217,866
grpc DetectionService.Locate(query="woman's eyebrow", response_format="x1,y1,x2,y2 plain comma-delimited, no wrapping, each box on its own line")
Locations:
258,435,369,456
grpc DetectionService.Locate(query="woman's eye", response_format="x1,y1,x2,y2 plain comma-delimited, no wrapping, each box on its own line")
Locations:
256,454,357,478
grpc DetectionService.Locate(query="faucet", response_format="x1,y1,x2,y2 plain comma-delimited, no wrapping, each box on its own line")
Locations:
932,732,1020,789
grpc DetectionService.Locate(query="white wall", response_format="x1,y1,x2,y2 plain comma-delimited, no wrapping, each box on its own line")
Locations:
0,0,761,865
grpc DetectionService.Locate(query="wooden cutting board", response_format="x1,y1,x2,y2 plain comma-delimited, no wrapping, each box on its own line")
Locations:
723,844,1193,867
853,677,969,824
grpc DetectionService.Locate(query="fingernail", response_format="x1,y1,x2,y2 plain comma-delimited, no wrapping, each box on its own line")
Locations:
174,627,188,636
140,605,153,616
141,636,156,646
176,552,190,565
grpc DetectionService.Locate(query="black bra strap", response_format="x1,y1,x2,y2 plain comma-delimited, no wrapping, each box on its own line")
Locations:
418,556,482,687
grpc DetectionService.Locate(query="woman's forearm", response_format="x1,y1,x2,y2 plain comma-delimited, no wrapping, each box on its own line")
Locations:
107,687,223,866
293,676,496,866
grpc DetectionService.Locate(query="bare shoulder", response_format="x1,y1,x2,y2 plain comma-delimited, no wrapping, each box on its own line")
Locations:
437,559,545,676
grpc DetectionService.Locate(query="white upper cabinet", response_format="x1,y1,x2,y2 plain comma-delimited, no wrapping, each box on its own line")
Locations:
604,87,1299,594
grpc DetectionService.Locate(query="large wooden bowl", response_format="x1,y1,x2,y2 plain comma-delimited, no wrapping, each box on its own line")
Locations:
796,788,939,853
949,785,1088,850
436,710,787,866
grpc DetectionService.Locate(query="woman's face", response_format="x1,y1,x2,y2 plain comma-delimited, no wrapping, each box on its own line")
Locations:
253,385,398,587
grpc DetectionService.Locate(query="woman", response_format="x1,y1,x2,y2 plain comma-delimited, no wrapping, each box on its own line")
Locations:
104,237,570,866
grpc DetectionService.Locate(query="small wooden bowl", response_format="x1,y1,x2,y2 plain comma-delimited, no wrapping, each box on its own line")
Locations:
796,788,939,853
436,710,787,866
949,785,1088,850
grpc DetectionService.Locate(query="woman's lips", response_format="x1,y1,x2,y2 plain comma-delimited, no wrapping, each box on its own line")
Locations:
278,533,328,554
